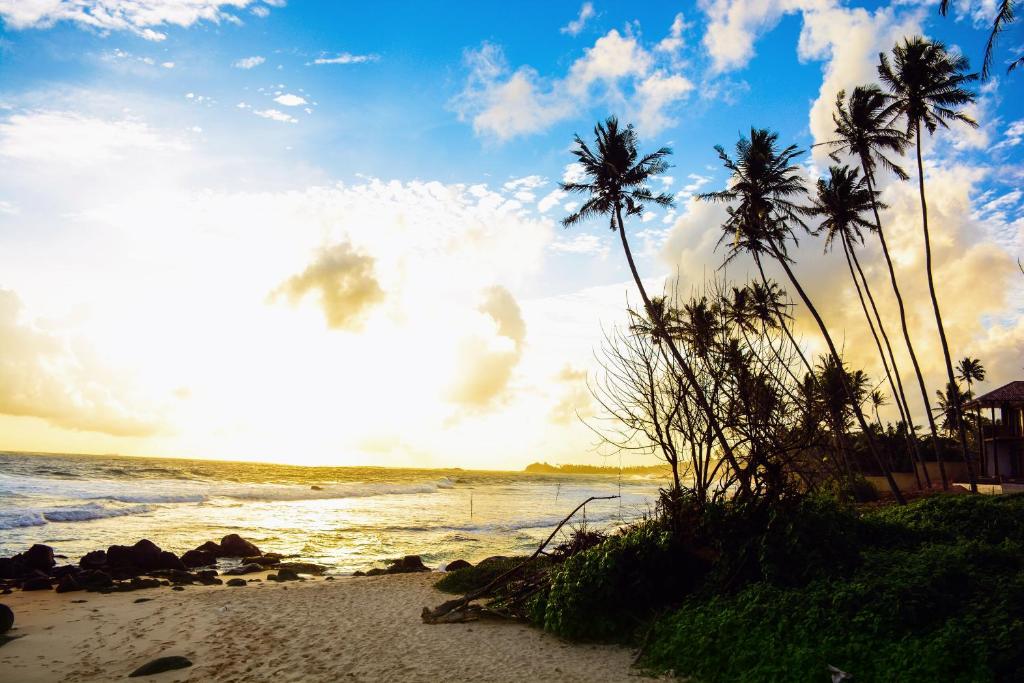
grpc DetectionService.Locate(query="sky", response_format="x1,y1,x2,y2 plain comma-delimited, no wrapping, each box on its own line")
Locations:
0,0,1021,470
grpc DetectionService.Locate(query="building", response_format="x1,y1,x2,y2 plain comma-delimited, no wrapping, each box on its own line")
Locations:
966,380,1024,481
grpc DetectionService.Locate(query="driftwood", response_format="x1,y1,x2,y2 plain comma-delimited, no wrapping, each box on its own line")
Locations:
422,495,618,624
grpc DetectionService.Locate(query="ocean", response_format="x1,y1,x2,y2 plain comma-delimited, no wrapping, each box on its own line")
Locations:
0,451,667,573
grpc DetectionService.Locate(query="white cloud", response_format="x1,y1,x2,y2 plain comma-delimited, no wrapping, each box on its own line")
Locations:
161,61,174,68
550,233,610,257
454,29,695,141
251,4,269,17
0,110,189,165
656,13,689,53
309,52,379,65
234,55,265,69
560,2,594,36
0,0,262,40
252,108,297,123
538,189,567,213
992,119,1024,151
274,93,307,107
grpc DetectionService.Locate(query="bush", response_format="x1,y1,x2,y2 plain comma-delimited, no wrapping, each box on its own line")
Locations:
434,556,530,594
641,539,1024,682
538,520,698,641
864,492,1024,547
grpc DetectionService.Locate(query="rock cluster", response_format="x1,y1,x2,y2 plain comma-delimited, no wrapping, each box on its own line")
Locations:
0,534,274,595
353,555,431,576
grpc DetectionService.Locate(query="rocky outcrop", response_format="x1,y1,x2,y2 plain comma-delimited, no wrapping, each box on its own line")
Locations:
275,562,326,576
223,563,264,576
0,604,12,634
79,550,106,570
445,559,473,571
180,549,216,568
226,578,247,587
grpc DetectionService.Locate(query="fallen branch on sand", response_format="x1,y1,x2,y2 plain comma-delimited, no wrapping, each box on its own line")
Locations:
422,495,618,624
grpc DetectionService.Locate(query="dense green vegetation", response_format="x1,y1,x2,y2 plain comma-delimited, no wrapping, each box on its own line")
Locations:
516,494,1024,682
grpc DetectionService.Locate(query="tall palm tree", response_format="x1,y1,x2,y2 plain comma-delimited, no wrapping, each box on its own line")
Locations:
817,85,943,488
940,0,1022,78
700,128,906,503
809,165,927,488
879,36,980,492
561,116,746,486
957,357,987,467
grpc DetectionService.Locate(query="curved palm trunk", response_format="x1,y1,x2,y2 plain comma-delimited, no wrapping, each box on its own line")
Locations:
842,235,924,490
768,243,906,504
913,126,978,493
613,204,748,493
846,240,930,486
862,166,947,489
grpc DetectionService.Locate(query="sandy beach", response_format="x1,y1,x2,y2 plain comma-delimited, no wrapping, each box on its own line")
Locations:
0,571,643,682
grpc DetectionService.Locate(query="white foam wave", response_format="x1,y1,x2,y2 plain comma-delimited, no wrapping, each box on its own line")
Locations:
215,479,454,502
43,502,155,522
101,494,207,504
0,511,47,530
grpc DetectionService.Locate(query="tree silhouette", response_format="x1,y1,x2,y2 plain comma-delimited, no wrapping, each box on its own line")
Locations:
879,36,980,492
817,85,942,488
940,0,1022,78
957,357,987,465
700,128,906,503
562,117,746,488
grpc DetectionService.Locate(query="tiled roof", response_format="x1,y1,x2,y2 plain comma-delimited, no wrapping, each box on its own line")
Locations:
967,381,1024,406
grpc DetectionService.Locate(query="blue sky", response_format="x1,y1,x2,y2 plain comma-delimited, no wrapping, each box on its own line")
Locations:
0,1,1020,467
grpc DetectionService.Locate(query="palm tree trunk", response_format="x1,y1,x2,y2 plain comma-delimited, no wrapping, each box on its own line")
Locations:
768,243,907,504
843,237,933,489
842,235,923,490
862,165,947,489
913,125,978,493
613,204,748,492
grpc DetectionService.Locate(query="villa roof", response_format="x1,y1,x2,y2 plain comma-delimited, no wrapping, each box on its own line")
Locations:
967,381,1024,407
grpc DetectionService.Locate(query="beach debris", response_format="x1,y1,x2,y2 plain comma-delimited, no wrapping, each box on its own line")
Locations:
226,578,247,587
0,604,12,633
828,665,853,681
422,495,618,625
128,655,193,677
445,559,473,572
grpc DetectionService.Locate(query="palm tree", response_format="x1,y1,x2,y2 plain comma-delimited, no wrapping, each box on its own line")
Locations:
879,37,980,492
957,357,987,466
561,117,746,487
809,165,926,488
817,85,942,488
935,382,974,437
940,0,1022,78
700,128,906,503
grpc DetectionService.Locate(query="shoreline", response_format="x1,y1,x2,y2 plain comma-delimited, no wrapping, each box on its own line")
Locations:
0,570,642,682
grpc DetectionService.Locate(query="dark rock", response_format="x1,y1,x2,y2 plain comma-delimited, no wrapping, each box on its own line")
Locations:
365,568,386,576
79,570,113,591
385,555,430,574
105,545,137,570
310,485,323,490
193,541,222,556
130,577,161,590
219,534,260,557
79,550,107,570
446,559,473,571
149,569,197,585
51,564,80,579
195,570,222,586
274,562,326,576
133,598,152,603
22,545,56,573
324,576,335,581
21,577,52,591
154,551,185,571
171,586,185,591
130,539,162,569
223,563,263,576
352,571,366,577
180,549,215,568
275,568,300,581
128,655,192,677
0,558,14,580
55,575,83,593
0,604,12,634
242,554,281,567
226,578,246,587
70,599,87,603
478,556,509,566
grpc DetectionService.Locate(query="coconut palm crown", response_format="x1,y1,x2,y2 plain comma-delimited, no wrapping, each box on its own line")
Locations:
809,165,883,251
699,128,809,262
878,36,979,137
817,86,909,181
560,116,675,230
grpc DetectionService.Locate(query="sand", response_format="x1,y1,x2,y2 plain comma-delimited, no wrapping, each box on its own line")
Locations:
0,572,646,682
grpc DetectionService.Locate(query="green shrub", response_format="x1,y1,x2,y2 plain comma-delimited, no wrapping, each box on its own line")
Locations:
864,492,1024,547
641,539,1024,682
434,556,530,594
539,520,697,641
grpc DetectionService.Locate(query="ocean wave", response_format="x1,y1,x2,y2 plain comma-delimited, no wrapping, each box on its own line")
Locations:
100,494,207,504
215,478,456,502
0,511,47,530
43,502,155,522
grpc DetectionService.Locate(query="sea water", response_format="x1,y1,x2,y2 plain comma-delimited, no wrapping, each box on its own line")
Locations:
0,452,667,573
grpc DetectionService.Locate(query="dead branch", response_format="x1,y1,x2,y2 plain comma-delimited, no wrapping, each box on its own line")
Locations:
421,495,618,624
